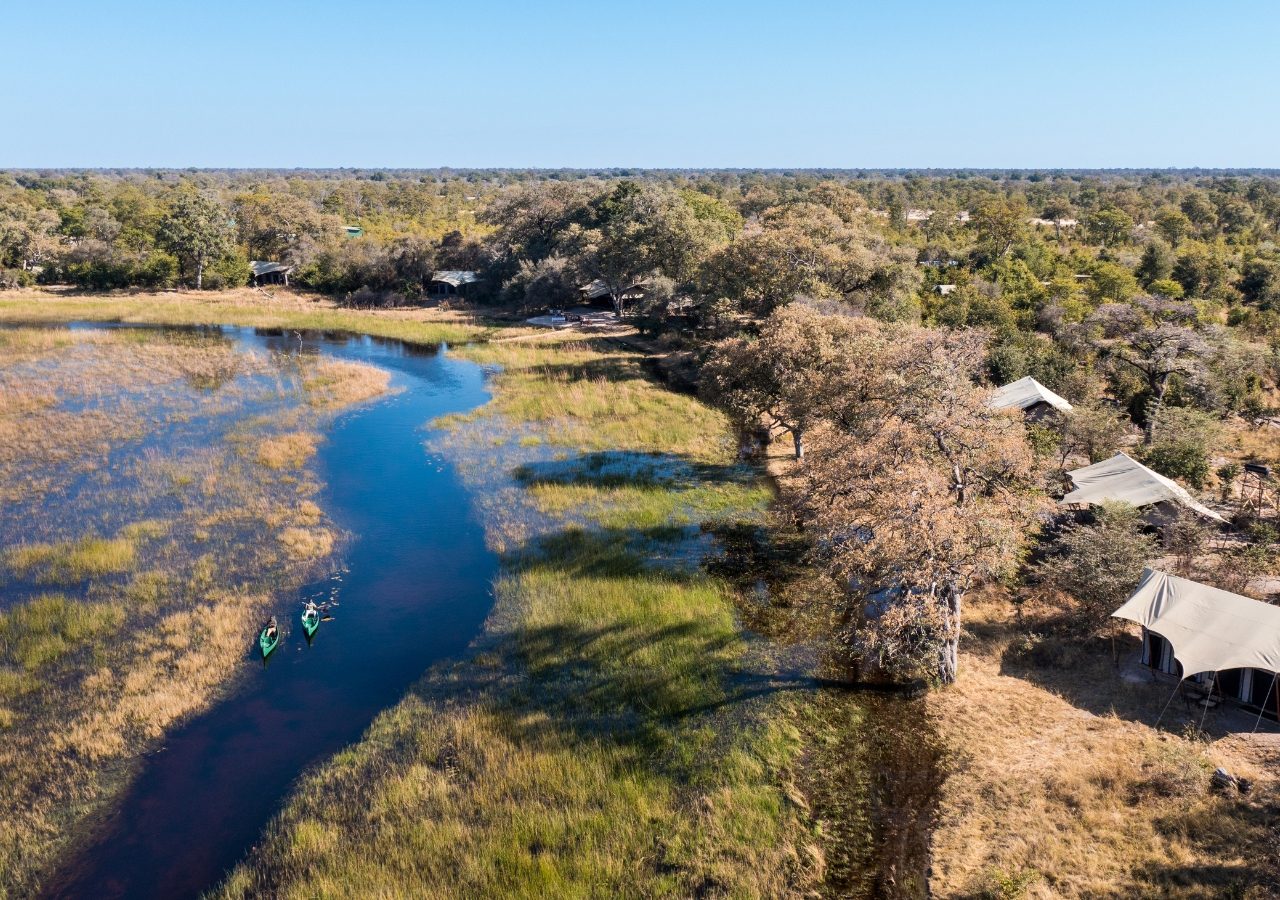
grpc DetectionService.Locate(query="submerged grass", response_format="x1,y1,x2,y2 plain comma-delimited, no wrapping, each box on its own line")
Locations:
215,333,820,897
0,593,124,672
4,535,138,583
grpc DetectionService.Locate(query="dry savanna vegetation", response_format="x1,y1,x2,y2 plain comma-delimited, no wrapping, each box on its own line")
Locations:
0,323,389,897
928,588,1280,899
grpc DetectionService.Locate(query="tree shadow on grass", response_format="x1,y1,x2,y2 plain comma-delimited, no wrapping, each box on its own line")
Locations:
512,450,757,492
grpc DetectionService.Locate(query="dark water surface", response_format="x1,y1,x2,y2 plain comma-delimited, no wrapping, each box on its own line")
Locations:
42,327,498,899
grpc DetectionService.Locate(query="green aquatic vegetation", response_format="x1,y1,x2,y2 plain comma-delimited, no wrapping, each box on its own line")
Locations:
4,536,138,583
0,593,125,671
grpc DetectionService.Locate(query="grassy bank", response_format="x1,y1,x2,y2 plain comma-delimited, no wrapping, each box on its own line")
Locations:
0,322,390,897
0,287,496,347
213,332,825,897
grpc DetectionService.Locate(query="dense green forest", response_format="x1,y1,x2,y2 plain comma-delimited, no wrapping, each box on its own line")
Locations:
4,169,1280,334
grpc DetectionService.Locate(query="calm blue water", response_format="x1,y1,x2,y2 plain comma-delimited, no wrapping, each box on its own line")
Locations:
44,327,498,899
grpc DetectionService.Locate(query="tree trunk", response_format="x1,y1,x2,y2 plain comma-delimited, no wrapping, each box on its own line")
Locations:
1143,376,1170,445
936,583,962,685
196,253,205,291
612,293,623,317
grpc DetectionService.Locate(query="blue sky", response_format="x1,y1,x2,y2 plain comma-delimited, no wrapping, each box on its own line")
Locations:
3,0,1277,168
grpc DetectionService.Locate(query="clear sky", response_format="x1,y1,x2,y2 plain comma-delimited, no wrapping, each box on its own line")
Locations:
3,0,1277,168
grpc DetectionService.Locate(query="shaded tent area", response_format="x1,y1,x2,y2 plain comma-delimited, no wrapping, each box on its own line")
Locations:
988,375,1073,420
1114,568,1280,721
428,270,482,297
1061,452,1226,526
249,261,294,286
579,278,650,308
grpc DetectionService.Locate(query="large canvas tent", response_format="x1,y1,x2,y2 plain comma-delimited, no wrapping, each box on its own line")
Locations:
1114,568,1280,679
1061,452,1226,524
988,376,1073,416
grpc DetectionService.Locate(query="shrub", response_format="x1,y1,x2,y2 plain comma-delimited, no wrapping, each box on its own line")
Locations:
1035,503,1157,635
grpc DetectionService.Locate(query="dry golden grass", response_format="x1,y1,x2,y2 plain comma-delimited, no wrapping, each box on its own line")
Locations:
256,432,320,470
0,286,494,347
277,526,336,560
928,589,1280,898
301,359,392,409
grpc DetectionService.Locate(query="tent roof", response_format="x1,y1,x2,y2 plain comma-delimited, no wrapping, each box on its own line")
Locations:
1061,452,1225,522
1113,568,1280,676
988,376,1073,413
250,261,293,276
431,270,481,287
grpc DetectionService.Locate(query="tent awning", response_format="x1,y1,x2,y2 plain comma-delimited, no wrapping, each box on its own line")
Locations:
1060,452,1225,523
988,376,1073,413
1112,568,1280,677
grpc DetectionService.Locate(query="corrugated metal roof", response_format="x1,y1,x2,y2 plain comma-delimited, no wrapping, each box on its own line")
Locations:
250,261,294,277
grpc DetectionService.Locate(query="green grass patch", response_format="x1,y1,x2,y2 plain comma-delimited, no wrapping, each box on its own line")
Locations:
452,337,736,463
4,536,137,583
0,593,125,671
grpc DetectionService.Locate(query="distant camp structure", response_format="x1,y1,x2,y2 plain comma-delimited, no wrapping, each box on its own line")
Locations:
343,225,364,238
249,261,295,287
1061,452,1226,525
428,270,482,298
988,376,1073,420
1115,568,1280,720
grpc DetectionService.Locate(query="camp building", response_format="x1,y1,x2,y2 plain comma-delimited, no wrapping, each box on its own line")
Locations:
988,376,1073,421
1061,452,1226,526
1115,568,1280,718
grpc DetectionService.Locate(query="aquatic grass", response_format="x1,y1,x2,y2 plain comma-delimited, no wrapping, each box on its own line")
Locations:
255,432,320,470
300,359,392,409
0,593,125,671
4,535,138,583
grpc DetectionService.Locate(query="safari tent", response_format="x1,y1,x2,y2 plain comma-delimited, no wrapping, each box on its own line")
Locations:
988,375,1073,420
1061,452,1226,526
249,261,294,286
428,270,482,297
1114,568,1280,718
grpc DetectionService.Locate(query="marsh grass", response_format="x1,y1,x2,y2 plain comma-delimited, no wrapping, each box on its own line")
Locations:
255,432,320,470
4,536,138,583
0,593,124,671
0,288,490,347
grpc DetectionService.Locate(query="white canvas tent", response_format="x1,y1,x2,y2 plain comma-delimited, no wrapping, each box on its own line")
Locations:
1061,452,1226,523
988,376,1074,414
1113,568,1280,678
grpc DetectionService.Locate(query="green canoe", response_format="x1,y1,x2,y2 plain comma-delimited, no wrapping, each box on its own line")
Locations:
259,617,280,658
301,604,320,638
